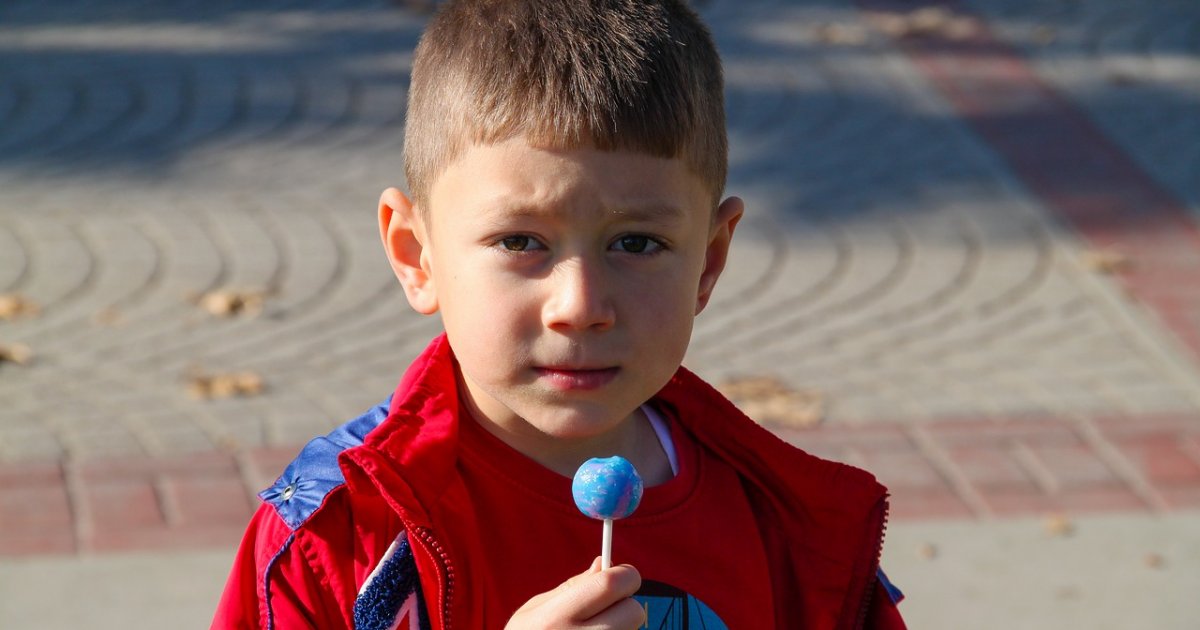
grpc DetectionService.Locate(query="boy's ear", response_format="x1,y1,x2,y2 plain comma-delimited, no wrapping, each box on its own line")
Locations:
379,187,439,315
695,196,744,315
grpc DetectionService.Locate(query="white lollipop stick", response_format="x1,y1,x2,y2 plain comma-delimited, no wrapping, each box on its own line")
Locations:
602,518,613,570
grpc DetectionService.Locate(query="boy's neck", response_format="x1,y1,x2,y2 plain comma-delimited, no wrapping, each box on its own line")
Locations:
462,397,674,486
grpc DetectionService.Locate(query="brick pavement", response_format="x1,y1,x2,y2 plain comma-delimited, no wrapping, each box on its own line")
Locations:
2,0,1200,556
3,413,1198,556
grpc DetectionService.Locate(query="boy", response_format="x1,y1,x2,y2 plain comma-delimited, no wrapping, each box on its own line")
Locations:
214,0,906,628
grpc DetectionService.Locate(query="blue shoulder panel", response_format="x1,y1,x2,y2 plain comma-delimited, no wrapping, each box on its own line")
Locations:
877,568,904,605
259,397,392,530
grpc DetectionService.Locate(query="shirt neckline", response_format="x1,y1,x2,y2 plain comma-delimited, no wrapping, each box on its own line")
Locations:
457,403,700,521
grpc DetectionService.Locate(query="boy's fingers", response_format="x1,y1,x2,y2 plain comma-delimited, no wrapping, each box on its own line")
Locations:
550,557,604,596
581,597,647,630
552,565,642,622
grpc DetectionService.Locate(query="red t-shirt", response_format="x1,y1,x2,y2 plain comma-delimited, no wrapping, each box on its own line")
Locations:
447,406,776,628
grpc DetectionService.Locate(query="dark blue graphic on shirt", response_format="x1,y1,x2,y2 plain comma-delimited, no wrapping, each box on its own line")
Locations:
633,580,728,629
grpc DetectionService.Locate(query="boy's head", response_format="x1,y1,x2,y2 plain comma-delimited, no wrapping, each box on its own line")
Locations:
402,0,727,212
380,0,742,471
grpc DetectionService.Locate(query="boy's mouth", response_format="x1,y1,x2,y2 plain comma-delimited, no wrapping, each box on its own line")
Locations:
533,366,619,391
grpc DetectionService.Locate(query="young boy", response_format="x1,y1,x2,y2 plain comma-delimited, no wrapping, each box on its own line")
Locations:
214,1,905,628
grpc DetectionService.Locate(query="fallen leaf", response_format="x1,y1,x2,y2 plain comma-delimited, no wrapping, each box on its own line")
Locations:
186,378,212,400
1144,553,1165,569
872,8,975,41
873,13,911,38
187,370,267,400
816,23,868,46
718,376,825,428
209,374,241,399
235,371,265,396
916,542,938,560
1082,249,1132,274
909,7,952,35
1044,512,1075,537
196,289,267,318
0,294,40,320
0,342,34,365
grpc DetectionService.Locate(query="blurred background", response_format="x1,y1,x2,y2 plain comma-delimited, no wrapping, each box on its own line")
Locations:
0,0,1198,627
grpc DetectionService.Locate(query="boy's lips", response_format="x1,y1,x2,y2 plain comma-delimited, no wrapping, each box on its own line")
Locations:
533,366,619,391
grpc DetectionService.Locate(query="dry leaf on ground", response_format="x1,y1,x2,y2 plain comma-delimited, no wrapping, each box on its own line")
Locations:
916,543,938,560
0,342,34,365
908,7,952,35
1144,553,1165,569
718,376,825,429
1044,512,1075,537
0,294,40,320
195,289,267,318
871,8,975,41
1082,249,1132,274
187,370,267,400
872,13,911,38
816,23,868,46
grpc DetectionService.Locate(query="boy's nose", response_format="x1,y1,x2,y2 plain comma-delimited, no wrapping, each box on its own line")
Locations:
542,259,616,332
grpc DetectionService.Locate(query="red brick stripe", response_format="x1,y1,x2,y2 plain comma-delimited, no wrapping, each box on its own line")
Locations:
859,0,1200,364
2,416,1198,555
0,448,297,557
775,414,1200,521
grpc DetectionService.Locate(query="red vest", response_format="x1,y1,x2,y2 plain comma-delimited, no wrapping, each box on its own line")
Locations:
213,334,904,629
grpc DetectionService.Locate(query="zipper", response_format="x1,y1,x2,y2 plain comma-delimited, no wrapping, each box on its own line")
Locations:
411,525,456,630
853,494,891,630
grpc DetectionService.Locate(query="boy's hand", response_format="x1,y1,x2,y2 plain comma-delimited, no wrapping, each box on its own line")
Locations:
505,557,646,629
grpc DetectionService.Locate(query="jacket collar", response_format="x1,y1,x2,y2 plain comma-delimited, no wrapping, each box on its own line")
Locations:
342,334,463,527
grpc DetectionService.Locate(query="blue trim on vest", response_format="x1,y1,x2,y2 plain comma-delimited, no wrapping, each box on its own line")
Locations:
259,397,392,530
354,534,425,630
877,568,904,605
263,532,296,630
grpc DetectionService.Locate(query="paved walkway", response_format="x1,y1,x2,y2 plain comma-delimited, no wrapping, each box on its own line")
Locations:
1,0,1198,627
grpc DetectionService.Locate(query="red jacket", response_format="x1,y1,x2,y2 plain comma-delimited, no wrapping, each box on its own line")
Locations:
213,335,906,629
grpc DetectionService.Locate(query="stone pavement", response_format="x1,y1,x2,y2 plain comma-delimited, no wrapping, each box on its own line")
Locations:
0,0,1198,627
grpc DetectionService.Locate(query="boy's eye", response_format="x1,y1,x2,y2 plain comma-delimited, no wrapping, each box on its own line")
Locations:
611,235,661,254
500,235,541,251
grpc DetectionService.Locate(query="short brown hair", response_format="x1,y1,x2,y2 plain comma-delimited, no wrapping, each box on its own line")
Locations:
403,0,727,210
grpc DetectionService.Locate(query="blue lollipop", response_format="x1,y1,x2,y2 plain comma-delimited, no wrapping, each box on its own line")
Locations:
572,456,643,569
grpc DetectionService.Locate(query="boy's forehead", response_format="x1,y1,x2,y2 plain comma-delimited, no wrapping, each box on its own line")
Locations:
473,198,691,225
430,139,710,213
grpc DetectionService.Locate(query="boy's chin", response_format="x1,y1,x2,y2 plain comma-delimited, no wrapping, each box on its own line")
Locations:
522,405,638,441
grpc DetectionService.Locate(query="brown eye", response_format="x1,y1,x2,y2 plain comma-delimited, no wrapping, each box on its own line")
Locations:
613,235,662,254
501,236,531,251
619,236,648,253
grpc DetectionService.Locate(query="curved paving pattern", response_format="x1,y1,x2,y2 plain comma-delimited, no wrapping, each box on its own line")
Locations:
1,0,1200,554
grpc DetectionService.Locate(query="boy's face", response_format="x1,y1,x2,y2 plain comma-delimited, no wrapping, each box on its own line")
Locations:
381,137,741,458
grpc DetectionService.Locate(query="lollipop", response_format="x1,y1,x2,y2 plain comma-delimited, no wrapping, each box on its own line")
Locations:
572,456,643,569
